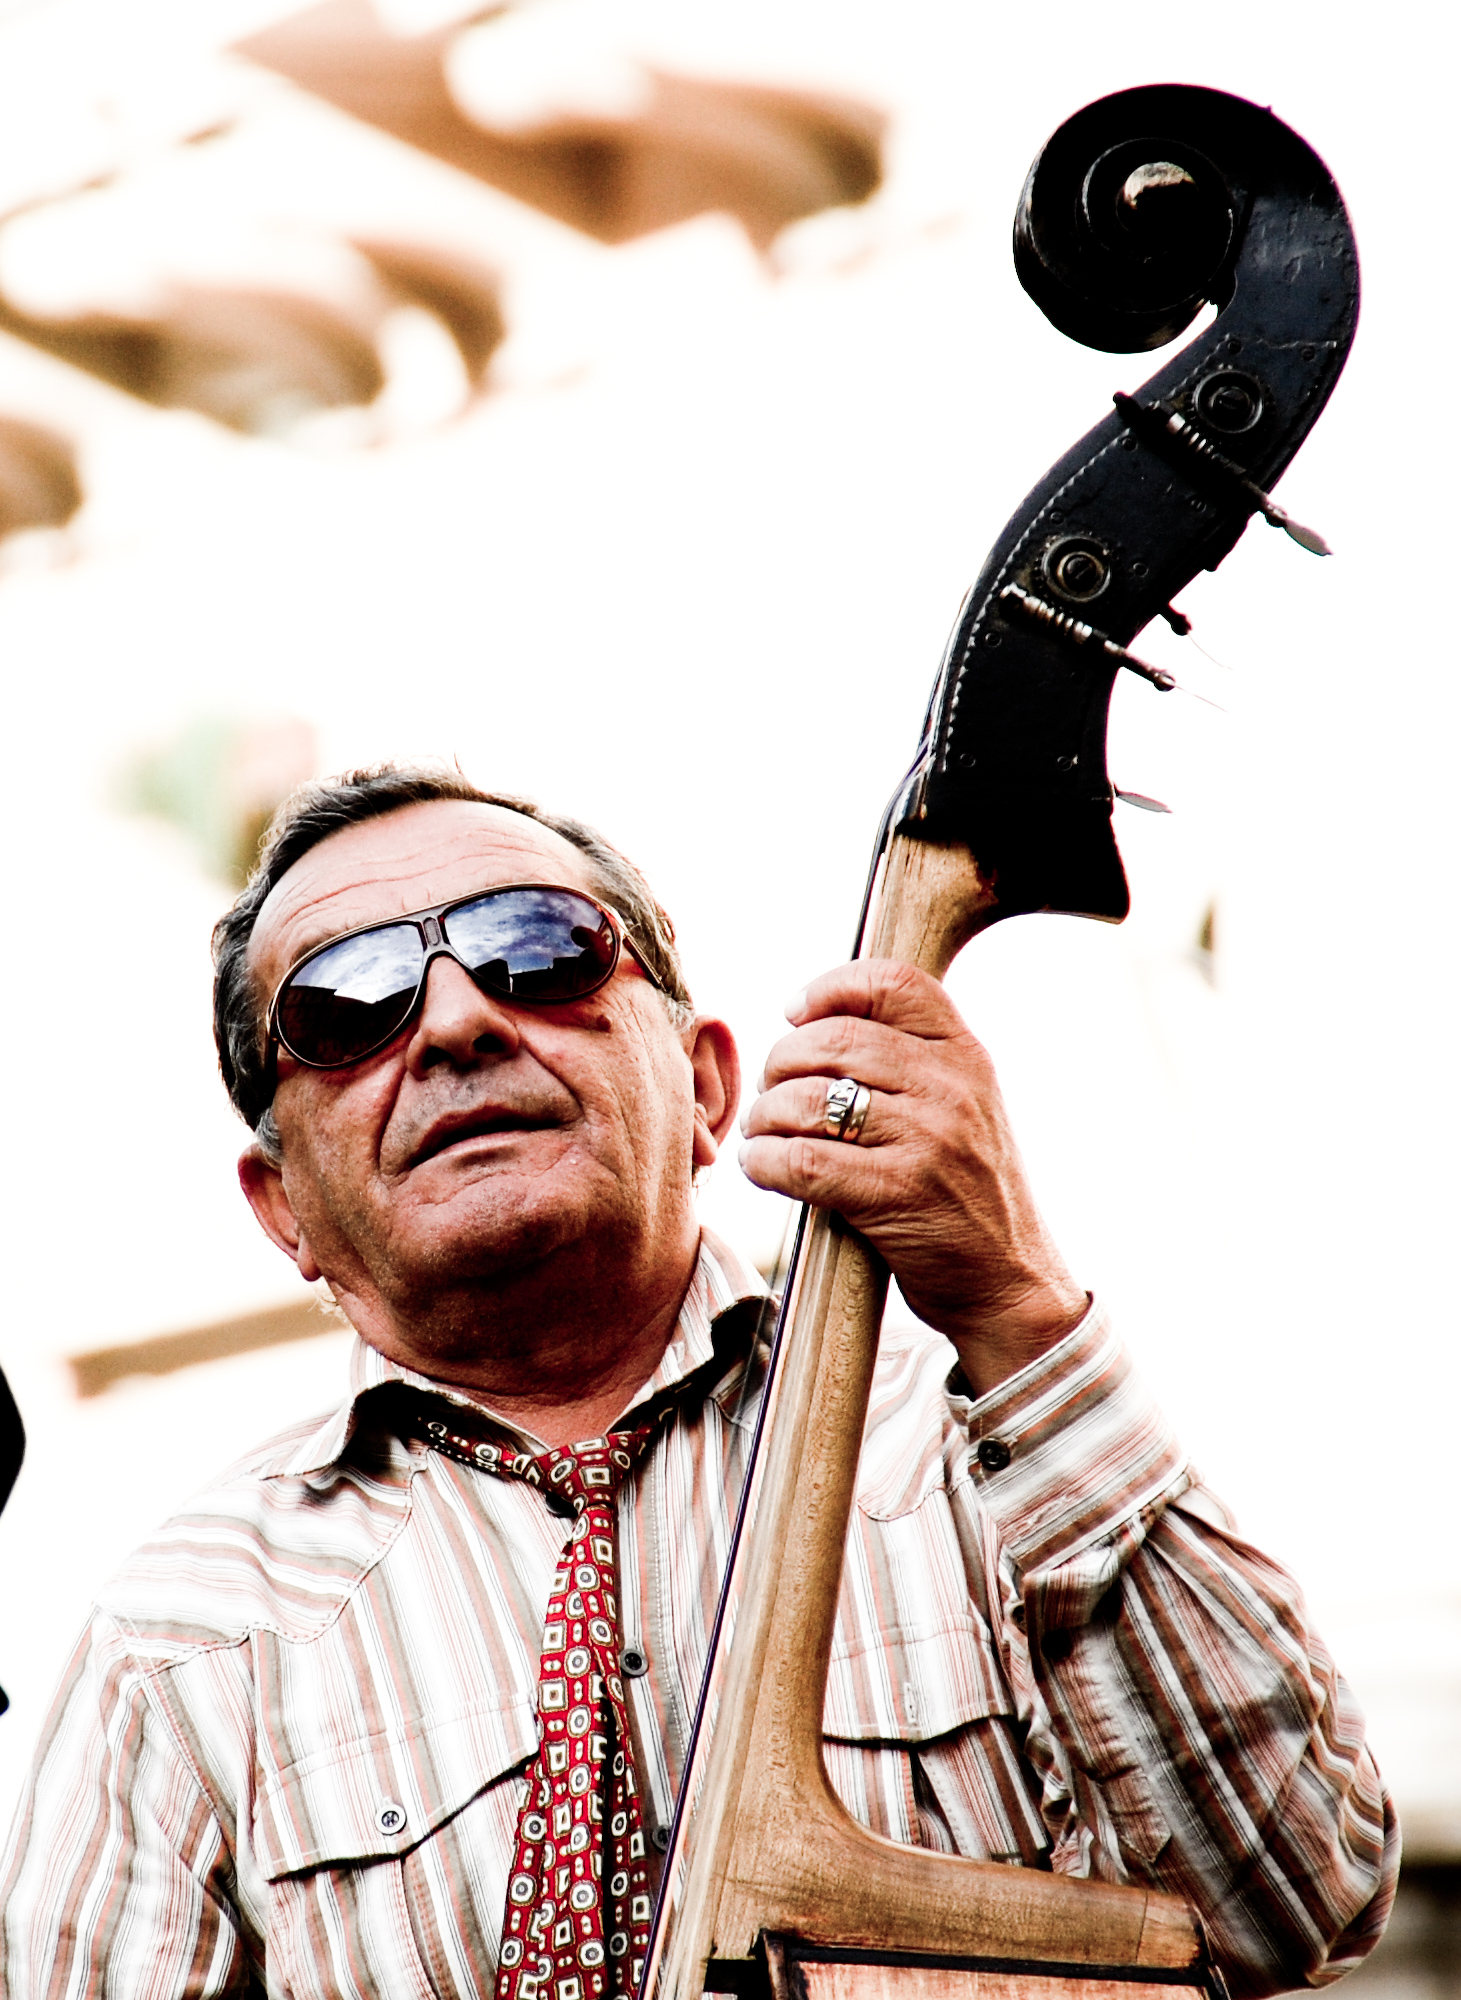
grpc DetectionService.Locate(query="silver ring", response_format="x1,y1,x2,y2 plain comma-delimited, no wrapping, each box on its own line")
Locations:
824,1077,873,1143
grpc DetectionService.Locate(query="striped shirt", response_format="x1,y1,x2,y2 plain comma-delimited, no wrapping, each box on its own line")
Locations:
0,1233,1395,2000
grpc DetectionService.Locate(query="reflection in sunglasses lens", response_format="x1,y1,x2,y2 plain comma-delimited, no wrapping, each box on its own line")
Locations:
446,890,615,1000
278,923,425,1065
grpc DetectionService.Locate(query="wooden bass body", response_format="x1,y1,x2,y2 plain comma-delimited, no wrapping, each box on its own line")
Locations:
645,842,1211,2000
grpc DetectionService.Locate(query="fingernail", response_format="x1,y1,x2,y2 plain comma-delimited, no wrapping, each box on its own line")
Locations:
737,1140,750,1169
785,988,807,1022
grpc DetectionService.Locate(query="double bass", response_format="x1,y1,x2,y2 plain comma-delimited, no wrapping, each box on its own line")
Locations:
641,83,1359,2000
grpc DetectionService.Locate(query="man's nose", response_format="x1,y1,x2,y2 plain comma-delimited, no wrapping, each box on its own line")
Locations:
405,955,523,1074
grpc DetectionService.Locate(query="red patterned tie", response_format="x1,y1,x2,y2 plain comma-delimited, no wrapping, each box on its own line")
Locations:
416,1409,662,2000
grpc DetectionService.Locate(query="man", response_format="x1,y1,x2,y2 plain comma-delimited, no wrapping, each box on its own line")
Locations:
2,766,1394,2000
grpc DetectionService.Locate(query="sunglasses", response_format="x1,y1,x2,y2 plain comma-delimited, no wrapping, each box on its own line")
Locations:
267,883,651,1074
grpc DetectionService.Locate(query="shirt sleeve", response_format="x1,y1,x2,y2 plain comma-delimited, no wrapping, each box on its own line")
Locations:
960,1304,1399,2000
0,1613,249,2000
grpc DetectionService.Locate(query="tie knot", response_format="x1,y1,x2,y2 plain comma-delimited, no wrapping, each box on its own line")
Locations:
513,1424,659,1511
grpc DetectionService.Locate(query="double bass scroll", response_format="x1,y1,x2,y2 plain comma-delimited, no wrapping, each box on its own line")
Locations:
643,84,1359,2000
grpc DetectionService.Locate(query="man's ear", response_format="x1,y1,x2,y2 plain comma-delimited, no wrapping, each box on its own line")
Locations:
687,1016,741,1169
238,1145,324,1283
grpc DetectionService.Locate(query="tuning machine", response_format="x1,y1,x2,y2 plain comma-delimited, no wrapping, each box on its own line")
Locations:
1041,535,1113,605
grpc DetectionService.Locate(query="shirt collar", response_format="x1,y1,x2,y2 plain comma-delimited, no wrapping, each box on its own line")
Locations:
270,1227,769,1478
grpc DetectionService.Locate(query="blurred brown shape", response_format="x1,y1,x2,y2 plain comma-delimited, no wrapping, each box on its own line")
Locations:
0,240,506,431
0,414,82,539
357,238,506,383
236,0,884,249
69,1296,341,1397
0,284,385,435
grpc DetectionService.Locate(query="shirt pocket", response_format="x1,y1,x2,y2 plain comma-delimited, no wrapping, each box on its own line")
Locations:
256,1700,537,2000
820,1487,1028,1854
826,1487,1014,1745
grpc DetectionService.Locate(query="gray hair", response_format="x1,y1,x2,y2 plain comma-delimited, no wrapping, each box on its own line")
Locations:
212,764,694,1163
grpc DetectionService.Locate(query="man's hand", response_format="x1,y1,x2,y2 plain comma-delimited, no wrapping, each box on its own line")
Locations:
738,960,1088,1398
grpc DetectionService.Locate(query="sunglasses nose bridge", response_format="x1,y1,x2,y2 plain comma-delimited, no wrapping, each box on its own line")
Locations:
415,931,468,997
415,934,509,1014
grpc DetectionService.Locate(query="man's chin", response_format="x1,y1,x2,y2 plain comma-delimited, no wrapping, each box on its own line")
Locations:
390,1146,611,1281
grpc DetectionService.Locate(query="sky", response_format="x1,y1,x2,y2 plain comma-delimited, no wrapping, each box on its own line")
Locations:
0,0,1456,1850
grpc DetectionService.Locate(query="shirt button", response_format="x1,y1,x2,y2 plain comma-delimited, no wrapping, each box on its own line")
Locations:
376,1801,408,1835
977,1438,1012,1473
650,1825,671,1854
620,1643,649,1678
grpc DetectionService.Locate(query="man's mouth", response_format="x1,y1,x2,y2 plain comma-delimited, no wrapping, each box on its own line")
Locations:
410,1110,556,1167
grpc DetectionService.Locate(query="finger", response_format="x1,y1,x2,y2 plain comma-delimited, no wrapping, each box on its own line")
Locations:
741,1077,895,1146
738,1130,898,1220
785,960,969,1039
758,1015,930,1096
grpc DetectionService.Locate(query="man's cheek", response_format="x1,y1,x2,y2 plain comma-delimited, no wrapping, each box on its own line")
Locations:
281,1122,381,1246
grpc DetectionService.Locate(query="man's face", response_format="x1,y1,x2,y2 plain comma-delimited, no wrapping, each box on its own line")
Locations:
244,801,717,1359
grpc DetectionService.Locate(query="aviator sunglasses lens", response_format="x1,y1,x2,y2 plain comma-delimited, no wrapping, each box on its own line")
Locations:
275,887,621,1068
445,887,616,1001
276,922,427,1067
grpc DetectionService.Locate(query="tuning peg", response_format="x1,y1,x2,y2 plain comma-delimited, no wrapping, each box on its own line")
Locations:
1113,393,1331,554
1115,790,1172,813
999,583,1176,689
1155,601,1234,673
